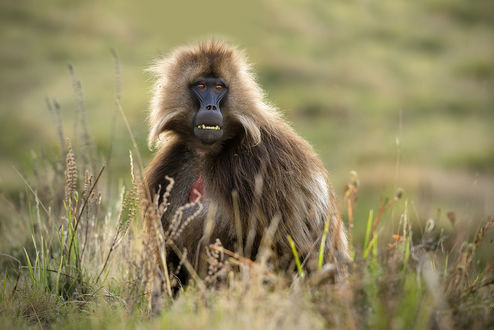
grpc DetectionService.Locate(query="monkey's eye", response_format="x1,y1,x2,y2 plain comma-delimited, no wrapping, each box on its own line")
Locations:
197,83,206,89
215,84,223,91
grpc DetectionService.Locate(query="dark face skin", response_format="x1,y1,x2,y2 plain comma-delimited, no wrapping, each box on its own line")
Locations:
190,76,228,145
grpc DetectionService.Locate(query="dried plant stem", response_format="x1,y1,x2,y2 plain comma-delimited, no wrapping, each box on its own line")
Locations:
474,216,494,247
347,197,354,255
0,193,25,219
209,244,275,277
369,194,401,242
209,245,257,267
153,213,173,298
65,142,78,202
341,171,358,255
232,190,243,256
46,98,66,160
95,214,129,284
333,214,343,252
169,241,206,292
105,49,122,186
68,64,95,174
67,165,105,265
116,100,146,185
12,166,49,216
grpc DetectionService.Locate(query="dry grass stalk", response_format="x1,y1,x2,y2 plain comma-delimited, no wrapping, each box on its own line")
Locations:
206,239,231,287
165,193,203,242
170,248,188,288
95,172,138,283
208,244,277,282
341,171,359,254
231,190,243,256
446,242,474,296
210,244,258,268
447,216,494,297
369,188,403,243
64,140,78,203
45,98,66,160
168,241,206,291
139,175,175,307
68,64,95,174
332,213,343,255
244,173,266,259
80,170,99,260
67,164,105,275
473,216,494,247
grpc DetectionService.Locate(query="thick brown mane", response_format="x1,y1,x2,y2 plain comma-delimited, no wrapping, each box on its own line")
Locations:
144,40,349,286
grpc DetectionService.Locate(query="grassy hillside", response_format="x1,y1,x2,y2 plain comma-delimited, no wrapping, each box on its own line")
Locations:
1,0,493,218
0,0,493,328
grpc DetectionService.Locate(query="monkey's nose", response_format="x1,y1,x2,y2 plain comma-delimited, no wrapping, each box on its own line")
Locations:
205,105,217,110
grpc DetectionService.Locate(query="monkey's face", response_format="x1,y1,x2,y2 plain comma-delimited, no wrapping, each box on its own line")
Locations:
189,76,228,145
148,41,269,149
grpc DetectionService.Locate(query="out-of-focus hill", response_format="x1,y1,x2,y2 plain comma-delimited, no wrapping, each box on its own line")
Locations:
1,0,493,225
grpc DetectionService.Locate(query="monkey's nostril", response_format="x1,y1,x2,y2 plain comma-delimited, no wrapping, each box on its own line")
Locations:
206,105,212,110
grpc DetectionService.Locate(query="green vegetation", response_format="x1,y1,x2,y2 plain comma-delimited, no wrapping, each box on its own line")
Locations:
0,137,492,328
1,0,493,329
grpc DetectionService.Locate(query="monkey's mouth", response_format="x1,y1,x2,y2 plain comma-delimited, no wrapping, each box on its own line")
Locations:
194,123,224,144
196,124,221,130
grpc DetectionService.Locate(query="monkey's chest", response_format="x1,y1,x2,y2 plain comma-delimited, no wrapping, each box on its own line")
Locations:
188,174,204,202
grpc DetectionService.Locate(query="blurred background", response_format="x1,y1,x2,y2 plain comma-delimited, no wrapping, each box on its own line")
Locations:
1,0,493,241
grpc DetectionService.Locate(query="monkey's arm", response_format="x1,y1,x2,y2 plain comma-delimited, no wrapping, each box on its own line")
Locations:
144,139,201,213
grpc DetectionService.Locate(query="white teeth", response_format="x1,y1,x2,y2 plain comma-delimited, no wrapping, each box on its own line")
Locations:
197,124,221,130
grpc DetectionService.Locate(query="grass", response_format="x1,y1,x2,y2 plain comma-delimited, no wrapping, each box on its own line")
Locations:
1,0,493,328
0,113,493,328
1,1,493,193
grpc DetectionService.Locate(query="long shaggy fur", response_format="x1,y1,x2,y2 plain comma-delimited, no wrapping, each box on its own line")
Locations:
145,40,349,282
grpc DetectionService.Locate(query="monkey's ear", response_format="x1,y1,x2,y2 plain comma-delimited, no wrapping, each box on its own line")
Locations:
147,125,160,150
147,88,165,150
147,130,173,151
147,116,170,150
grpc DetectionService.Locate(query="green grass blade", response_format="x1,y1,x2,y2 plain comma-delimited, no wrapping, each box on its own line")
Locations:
318,220,330,270
364,209,374,252
55,255,64,295
403,233,411,272
372,233,378,259
40,236,48,290
363,234,377,260
1,272,6,303
443,254,449,279
287,235,305,279
24,248,36,287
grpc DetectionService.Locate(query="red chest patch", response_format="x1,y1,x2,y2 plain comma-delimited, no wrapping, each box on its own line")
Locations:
188,174,204,203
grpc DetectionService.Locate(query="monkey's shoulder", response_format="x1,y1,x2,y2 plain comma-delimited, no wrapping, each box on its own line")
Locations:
207,128,325,190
